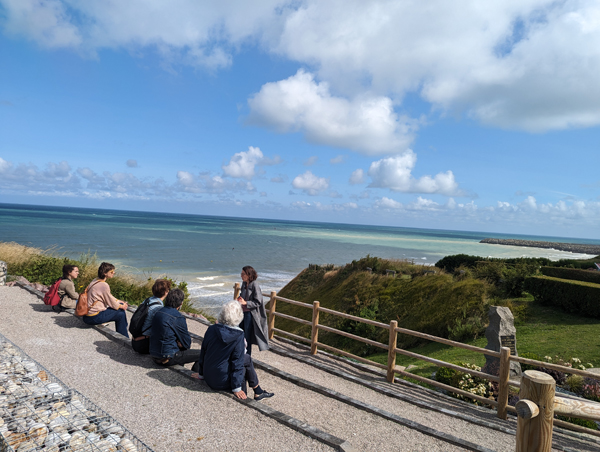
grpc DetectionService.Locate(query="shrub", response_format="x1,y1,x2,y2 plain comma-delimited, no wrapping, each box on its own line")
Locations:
447,313,485,342
435,254,483,272
566,374,584,393
525,276,600,318
435,362,494,405
540,266,600,284
556,415,598,430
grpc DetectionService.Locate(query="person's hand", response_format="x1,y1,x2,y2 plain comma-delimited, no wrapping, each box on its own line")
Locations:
176,341,184,350
233,390,247,399
237,297,247,306
120,302,128,310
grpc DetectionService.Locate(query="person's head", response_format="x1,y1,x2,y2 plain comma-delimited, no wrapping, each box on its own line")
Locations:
241,266,257,283
98,262,116,279
152,279,171,298
62,264,79,280
164,288,185,309
218,300,244,327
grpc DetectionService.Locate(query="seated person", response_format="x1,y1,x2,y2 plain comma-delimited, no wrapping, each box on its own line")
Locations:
55,264,80,312
149,288,200,369
83,262,129,338
195,301,274,400
132,279,171,354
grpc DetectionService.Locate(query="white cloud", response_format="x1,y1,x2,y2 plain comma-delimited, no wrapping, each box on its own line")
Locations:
126,159,138,168
374,197,403,210
248,70,418,155
222,146,263,180
330,155,344,164
176,171,255,194
291,170,329,195
6,2,600,131
367,151,461,196
349,169,365,185
275,0,600,132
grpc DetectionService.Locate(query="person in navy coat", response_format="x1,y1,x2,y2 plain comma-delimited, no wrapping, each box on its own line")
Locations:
195,300,274,400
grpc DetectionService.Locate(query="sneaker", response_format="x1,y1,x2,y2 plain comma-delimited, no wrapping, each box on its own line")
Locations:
254,391,274,401
51,305,61,313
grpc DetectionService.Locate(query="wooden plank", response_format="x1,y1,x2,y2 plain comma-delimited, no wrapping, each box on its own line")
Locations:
387,320,398,383
316,342,388,370
393,368,499,407
510,356,600,380
317,306,390,329
553,418,600,438
311,301,320,355
317,324,389,350
496,347,511,420
273,296,313,309
554,396,600,422
273,311,312,325
272,328,312,343
394,325,501,358
394,348,499,383
516,370,555,452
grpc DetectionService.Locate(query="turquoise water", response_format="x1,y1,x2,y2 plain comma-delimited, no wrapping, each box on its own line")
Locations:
1,203,598,314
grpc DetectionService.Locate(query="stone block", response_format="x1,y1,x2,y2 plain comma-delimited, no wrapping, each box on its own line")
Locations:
0,261,7,286
483,306,522,377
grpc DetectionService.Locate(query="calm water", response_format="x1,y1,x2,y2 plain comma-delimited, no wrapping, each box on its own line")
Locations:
1,203,598,315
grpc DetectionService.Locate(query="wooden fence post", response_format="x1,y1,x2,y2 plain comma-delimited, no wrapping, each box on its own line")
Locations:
516,370,555,452
268,291,277,340
387,320,398,383
497,346,511,420
311,301,320,355
233,282,240,300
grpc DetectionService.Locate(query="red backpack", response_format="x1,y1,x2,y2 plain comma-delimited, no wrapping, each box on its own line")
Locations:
43,278,63,306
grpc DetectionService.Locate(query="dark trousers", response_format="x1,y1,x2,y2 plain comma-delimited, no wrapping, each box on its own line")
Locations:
241,353,259,393
131,337,150,354
154,349,201,372
240,311,254,356
83,308,129,338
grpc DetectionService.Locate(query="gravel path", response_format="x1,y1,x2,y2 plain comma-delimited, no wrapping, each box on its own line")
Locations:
2,285,598,452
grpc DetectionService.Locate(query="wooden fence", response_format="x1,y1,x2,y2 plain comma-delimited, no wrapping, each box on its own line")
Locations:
233,283,600,439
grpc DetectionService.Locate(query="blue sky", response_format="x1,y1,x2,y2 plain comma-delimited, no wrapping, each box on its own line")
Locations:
1,0,600,239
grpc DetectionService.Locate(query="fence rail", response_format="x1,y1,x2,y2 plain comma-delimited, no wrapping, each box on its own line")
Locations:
234,282,600,440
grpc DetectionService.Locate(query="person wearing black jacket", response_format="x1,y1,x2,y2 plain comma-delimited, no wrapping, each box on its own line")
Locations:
149,289,200,370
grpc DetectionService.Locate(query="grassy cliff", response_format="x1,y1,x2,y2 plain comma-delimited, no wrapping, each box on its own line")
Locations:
276,256,491,355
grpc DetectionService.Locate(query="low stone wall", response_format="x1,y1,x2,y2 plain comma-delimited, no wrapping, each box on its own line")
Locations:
0,261,6,286
480,239,600,256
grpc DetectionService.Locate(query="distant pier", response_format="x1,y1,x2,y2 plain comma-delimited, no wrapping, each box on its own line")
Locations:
480,238,600,255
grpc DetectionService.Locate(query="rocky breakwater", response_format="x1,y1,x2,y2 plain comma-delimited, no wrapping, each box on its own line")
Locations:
480,238,600,255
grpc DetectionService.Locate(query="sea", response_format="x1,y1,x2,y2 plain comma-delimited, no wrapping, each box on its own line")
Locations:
1,203,599,316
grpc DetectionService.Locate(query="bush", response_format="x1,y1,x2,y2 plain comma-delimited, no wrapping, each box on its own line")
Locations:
435,254,483,272
435,362,494,406
540,266,600,284
447,313,485,342
525,276,600,318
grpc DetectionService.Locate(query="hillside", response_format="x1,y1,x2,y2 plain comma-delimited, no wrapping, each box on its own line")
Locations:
276,256,491,355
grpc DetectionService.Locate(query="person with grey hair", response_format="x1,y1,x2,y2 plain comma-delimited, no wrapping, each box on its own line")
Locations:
194,301,274,400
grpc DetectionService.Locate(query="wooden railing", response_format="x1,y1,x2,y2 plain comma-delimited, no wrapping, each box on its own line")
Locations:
233,283,600,438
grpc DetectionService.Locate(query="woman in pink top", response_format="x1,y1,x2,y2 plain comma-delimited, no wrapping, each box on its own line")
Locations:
82,262,129,337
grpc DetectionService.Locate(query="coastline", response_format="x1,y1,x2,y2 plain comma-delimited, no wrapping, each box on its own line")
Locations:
480,238,600,255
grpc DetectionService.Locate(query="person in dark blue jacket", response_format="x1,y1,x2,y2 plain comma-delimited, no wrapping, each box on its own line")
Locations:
149,288,200,370
195,300,274,400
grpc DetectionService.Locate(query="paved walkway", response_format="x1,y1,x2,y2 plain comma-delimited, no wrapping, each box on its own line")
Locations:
1,286,598,452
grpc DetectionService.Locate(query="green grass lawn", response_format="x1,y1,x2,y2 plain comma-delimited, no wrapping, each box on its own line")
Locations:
367,298,600,379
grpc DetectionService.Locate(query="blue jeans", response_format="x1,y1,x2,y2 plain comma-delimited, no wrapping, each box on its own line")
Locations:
83,308,129,338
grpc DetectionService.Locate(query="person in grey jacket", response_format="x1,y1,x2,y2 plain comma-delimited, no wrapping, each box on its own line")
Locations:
237,266,269,355
54,264,80,312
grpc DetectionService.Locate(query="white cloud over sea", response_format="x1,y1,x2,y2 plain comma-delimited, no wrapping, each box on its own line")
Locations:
4,1,600,133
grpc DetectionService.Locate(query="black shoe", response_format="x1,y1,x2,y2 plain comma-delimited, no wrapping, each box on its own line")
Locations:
254,391,274,401
51,305,61,313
